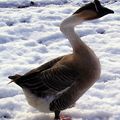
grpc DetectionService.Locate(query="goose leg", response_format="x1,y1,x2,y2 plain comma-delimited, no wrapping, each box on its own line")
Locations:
54,111,72,120
54,110,60,120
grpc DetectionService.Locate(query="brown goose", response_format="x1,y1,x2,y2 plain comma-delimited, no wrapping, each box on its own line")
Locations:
8,0,114,120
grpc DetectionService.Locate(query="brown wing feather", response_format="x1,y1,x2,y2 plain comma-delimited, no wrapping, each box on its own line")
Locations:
15,65,78,98
40,65,78,91
9,55,79,98
8,56,64,97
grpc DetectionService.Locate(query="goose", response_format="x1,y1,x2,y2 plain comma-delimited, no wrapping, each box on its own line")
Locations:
8,0,114,120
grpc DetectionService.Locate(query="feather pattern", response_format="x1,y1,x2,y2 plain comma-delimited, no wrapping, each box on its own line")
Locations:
17,63,77,97
40,65,77,91
13,55,78,98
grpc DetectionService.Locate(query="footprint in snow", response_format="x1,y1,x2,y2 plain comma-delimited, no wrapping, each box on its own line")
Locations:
96,28,105,34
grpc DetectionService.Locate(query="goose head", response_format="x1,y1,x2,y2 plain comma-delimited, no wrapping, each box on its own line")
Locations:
73,0,114,20
60,0,114,29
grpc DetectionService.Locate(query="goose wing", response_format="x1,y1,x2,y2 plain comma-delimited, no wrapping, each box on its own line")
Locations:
10,56,63,94
14,55,78,94
40,65,78,91
21,64,78,91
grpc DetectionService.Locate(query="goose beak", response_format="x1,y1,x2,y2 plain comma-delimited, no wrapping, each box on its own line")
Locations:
105,7,114,14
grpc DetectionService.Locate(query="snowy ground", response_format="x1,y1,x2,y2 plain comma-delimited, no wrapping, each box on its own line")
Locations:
0,0,120,120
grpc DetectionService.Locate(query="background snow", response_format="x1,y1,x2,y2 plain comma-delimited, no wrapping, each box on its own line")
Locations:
0,0,119,8
0,0,120,120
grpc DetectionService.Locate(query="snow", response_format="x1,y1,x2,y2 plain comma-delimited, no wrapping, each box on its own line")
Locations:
0,0,120,120
0,0,118,8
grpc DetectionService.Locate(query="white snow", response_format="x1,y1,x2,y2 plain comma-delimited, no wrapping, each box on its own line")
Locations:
0,0,120,120
0,0,117,8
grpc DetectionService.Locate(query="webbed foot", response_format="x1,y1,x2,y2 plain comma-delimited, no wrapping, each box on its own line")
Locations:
60,115,72,120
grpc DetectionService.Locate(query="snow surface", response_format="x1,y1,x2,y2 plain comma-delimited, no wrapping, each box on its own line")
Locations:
0,0,120,120
0,0,118,8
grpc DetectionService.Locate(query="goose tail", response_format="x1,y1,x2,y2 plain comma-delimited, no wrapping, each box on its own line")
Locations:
8,74,21,84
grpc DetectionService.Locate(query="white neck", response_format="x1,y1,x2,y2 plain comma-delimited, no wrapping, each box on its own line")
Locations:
60,15,86,53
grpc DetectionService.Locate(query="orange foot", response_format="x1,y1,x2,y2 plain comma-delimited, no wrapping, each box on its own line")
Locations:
60,115,72,120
